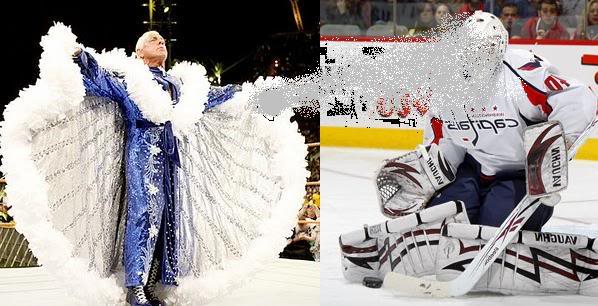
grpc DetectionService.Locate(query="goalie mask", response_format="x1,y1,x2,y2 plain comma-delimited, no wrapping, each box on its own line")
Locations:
457,11,508,83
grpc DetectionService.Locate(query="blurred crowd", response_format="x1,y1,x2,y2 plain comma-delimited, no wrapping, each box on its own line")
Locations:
249,28,322,263
321,0,598,39
291,104,320,187
280,193,321,261
0,181,11,225
280,104,320,262
250,32,318,80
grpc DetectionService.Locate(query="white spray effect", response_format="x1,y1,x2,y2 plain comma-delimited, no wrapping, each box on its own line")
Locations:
248,14,524,123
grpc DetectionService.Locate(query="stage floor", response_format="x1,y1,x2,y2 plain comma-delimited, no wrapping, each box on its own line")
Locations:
0,258,319,306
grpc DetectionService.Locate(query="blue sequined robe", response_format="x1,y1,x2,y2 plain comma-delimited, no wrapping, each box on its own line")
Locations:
74,51,236,287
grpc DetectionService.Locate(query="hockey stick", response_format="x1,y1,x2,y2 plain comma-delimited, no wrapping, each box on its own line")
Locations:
567,116,598,159
383,121,582,297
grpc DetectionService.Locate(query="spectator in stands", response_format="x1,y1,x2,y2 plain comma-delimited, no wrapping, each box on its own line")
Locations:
356,0,373,28
458,0,485,16
279,200,320,261
309,222,320,262
312,193,320,208
300,199,320,262
485,0,534,18
299,200,320,221
409,2,438,36
367,0,390,25
501,3,524,38
560,0,586,27
526,0,540,17
521,0,570,39
435,2,454,26
0,203,13,224
321,0,328,24
574,0,598,39
325,0,366,29
306,185,320,198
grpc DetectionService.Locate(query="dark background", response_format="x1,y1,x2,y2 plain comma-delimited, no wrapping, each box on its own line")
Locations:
3,0,319,110
1,0,319,223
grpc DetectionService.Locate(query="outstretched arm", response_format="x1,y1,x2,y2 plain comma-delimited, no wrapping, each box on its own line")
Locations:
73,48,128,103
205,84,242,111
515,51,597,152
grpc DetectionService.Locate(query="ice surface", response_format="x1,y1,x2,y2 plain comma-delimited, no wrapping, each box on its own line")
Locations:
321,147,598,306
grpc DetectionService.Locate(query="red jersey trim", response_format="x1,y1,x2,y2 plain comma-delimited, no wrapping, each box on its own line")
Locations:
430,117,444,145
520,79,552,115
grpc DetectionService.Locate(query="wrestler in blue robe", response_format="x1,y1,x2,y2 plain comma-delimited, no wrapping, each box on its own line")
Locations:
74,51,237,287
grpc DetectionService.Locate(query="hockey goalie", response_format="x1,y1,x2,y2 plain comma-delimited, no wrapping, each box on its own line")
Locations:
339,11,598,296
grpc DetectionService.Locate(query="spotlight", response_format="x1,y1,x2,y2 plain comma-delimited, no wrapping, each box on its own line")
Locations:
164,7,170,13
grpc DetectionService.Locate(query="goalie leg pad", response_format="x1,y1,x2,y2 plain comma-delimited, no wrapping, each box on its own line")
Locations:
340,201,470,283
378,221,447,278
436,223,598,296
378,203,469,277
340,237,381,283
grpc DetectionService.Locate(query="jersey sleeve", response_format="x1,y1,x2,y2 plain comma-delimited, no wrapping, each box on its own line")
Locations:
509,49,597,144
422,113,466,172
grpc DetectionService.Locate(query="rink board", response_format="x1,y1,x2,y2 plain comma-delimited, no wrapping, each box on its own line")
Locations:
321,126,598,160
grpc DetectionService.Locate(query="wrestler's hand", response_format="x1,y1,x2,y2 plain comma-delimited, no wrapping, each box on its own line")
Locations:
73,47,82,57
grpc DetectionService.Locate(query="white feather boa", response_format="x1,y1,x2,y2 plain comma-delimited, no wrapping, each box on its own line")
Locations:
0,23,124,305
86,48,210,133
0,23,307,305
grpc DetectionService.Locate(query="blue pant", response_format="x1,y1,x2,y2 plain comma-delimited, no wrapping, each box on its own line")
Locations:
428,155,553,231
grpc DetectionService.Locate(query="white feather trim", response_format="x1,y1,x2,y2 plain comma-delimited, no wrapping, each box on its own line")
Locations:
1,22,308,306
168,62,210,133
166,109,308,306
0,23,124,305
89,51,211,130
86,49,210,131
123,57,174,124
88,48,130,75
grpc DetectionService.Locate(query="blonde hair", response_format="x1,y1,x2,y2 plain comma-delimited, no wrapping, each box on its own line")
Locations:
588,0,598,26
576,0,598,39
135,30,161,53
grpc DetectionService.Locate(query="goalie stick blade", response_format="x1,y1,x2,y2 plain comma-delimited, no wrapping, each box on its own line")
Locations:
383,272,452,297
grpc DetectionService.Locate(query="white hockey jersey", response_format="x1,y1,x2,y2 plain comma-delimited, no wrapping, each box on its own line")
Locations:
423,48,597,176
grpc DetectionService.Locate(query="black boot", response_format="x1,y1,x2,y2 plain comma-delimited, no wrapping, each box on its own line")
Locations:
144,258,163,306
127,286,152,306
